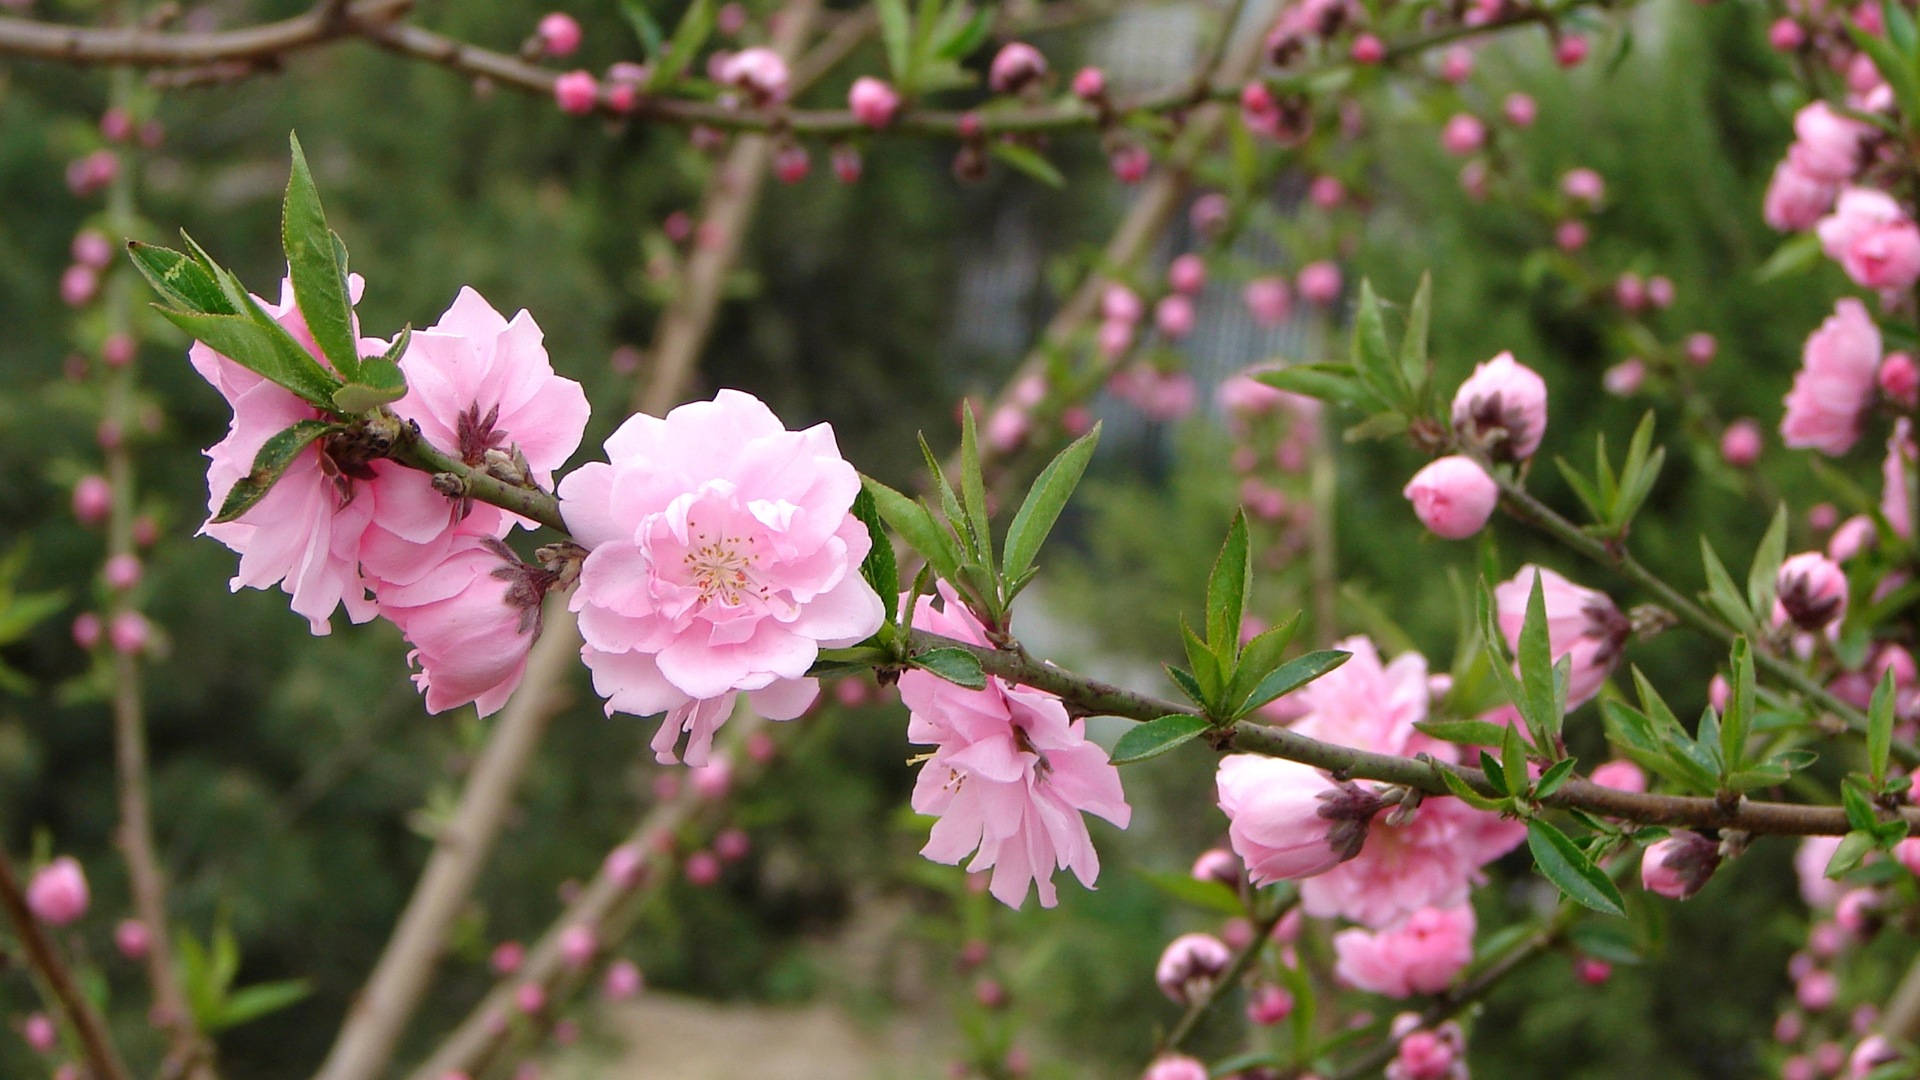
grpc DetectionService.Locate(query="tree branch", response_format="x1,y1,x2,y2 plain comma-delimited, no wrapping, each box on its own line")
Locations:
0,846,135,1080
0,0,409,64
1164,893,1294,1051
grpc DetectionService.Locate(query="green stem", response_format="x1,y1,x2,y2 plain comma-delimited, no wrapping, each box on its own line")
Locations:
384,417,567,533
1164,892,1296,1051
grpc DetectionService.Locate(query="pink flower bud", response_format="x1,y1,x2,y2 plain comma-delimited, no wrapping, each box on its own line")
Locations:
1555,220,1589,252
491,941,525,975
1503,92,1537,127
1809,502,1841,532
1452,351,1549,460
553,70,598,114
1143,1055,1209,1080
690,760,731,799
61,264,98,307
1721,419,1763,468
1061,405,1093,435
1243,276,1292,327
717,2,746,34
773,144,810,184
108,612,149,656
1297,261,1342,306
72,613,102,650
27,857,89,926
1604,357,1645,396
988,42,1047,93
514,982,546,1014
684,850,722,885
1563,167,1605,205
1101,284,1143,325
71,229,113,269
116,918,151,960
1109,143,1150,184
1350,33,1385,64
604,958,643,1000
559,924,596,970
1641,832,1720,900
73,475,112,525
848,77,901,128
1776,551,1848,631
1459,160,1489,201
100,108,134,142
1392,1028,1459,1080
1309,174,1345,208
1646,275,1674,308
1770,17,1807,50
1615,272,1646,311
1784,1055,1815,1080
103,554,143,591
1155,933,1232,1004
1684,332,1717,367
1440,113,1485,156
1190,193,1230,235
975,977,1007,1008
1851,1035,1900,1077
537,12,582,56
1154,294,1194,339
1246,984,1294,1026
604,843,647,890
1403,456,1498,539
1708,673,1730,712
102,333,136,368
1574,957,1612,985
1883,351,1920,409
1816,1042,1847,1075
1591,759,1647,793
1217,755,1383,884
1190,848,1241,887
1220,917,1254,950
714,827,751,861
1168,254,1206,295
985,404,1029,453
1555,33,1589,67
1835,888,1881,936
1097,319,1134,359
717,46,789,103
1776,1011,1805,1044
1071,66,1106,101
1439,46,1473,83
1797,969,1838,1012
23,1012,56,1053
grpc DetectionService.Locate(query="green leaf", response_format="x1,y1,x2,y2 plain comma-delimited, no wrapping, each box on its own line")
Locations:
1412,718,1511,746
650,0,717,89
157,307,342,409
283,134,362,382
1348,279,1405,405
1398,272,1432,402
1534,757,1577,799
1746,505,1789,621
958,403,993,567
1002,422,1099,584
850,487,899,621
1205,512,1251,663
1238,649,1350,715
126,241,230,314
988,142,1066,188
1437,764,1505,811
1254,364,1368,406
1754,231,1825,283
1224,613,1300,710
1826,829,1878,878
1720,638,1755,776
1479,750,1510,797
620,0,667,55
1699,538,1752,632
331,355,407,414
213,420,338,523
911,647,986,690
864,477,961,582
1135,868,1244,916
876,0,913,84
208,980,311,1033
1527,819,1627,916
1888,0,1918,56
1165,664,1209,709
1870,666,1898,787
1109,714,1213,764
1517,569,1559,744
933,4,993,59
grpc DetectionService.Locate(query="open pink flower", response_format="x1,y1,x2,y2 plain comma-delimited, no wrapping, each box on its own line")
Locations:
377,538,550,716
1817,188,1920,295
1782,299,1881,456
1217,754,1384,885
1789,102,1871,183
1494,565,1629,709
1766,160,1838,232
561,390,885,765
903,585,1131,909
1334,904,1475,997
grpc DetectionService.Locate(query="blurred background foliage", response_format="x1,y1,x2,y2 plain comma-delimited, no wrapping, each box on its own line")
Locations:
0,0,1880,1074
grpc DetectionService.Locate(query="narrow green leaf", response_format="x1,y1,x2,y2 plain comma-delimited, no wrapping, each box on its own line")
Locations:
1224,613,1301,709
1205,512,1251,662
1002,422,1099,583
933,4,992,59
1720,638,1755,775
1746,505,1789,621
988,142,1066,188
912,647,987,690
1180,619,1224,703
1239,649,1350,715
1412,718,1510,746
850,487,899,620
1399,272,1432,401
864,477,961,582
1699,538,1752,631
1501,722,1529,797
331,355,406,414
1870,666,1898,787
283,134,361,381
1254,364,1368,406
1517,570,1558,739
1754,231,1826,283
126,241,230,314
156,308,342,409
1438,765,1505,811
1534,758,1577,799
1348,279,1405,405
620,0,667,55
213,420,337,523
1826,829,1877,878
1479,750,1510,797
209,980,311,1033
1135,868,1244,915
1165,665,1209,708
1527,820,1627,916
876,0,913,83
1554,457,1606,522
650,0,717,88
1109,714,1213,764
957,403,993,567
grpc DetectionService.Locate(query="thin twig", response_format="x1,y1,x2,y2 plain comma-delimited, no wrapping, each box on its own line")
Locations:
1164,893,1295,1050
0,846,135,1080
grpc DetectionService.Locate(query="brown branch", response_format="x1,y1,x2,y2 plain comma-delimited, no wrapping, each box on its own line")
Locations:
0,846,135,1080
0,0,409,64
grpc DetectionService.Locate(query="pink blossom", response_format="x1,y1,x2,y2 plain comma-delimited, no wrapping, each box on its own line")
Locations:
848,77,901,128
1154,295,1194,338
1603,358,1645,396
1818,187,1920,293
537,12,582,55
1191,848,1241,886
1155,933,1232,1003
60,264,98,307
1190,194,1230,235
1775,551,1849,631
1403,455,1498,539
1439,47,1473,83
1554,33,1588,66
1556,220,1589,252
902,586,1130,909
1071,66,1106,101
23,1013,55,1053
1351,33,1385,64
1562,167,1605,205
1494,565,1629,709
1333,905,1475,997
27,857,89,926
1504,92,1537,127
604,958,643,1000
1439,114,1485,156
1770,17,1807,49
1247,984,1294,1025
714,827,750,860
1244,276,1293,326
1782,299,1881,456
1109,144,1151,183
1575,957,1611,984
1217,755,1381,885
103,553,142,591
718,47,790,103
108,611,150,655
72,613,101,650
558,925,596,970
73,475,111,525
1790,102,1871,182
1886,419,1915,539
1881,351,1918,406
1297,261,1343,306
1388,1023,1467,1080
561,389,884,766
830,145,862,184
115,919,151,960
1592,759,1647,793
985,405,1030,453
377,538,547,716
102,333,136,368
553,70,598,114
1142,1055,1208,1080
1168,254,1206,295
1101,284,1143,325
1798,969,1839,1012
1648,275,1675,308
1765,161,1838,232
1721,419,1763,467
988,42,1047,93
1452,351,1549,461
772,144,810,184
1641,832,1720,899
1798,836,1847,908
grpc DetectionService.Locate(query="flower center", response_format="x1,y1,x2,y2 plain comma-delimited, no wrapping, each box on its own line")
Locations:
682,529,766,607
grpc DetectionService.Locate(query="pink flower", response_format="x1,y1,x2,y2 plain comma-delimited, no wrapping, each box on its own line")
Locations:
23,1013,55,1053
1247,984,1294,1025
1603,358,1645,397
1217,755,1384,886
1799,836,1847,908
73,475,111,525
1493,565,1629,709
60,264,97,307
1388,1022,1467,1080
492,940,525,974
1852,1036,1900,1076
603,959,643,1000
27,857,89,926
1817,188,1920,294
1562,167,1605,205
553,70,599,114
1782,299,1881,456
1142,1056,1208,1080
1297,261,1342,306
848,77,901,128
1154,295,1194,338
1775,551,1849,631
561,389,885,765
1351,33,1385,64
1798,969,1839,1012
1439,114,1485,156
376,538,548,716
1789,102,1871,182
1155,933,1232,1003
1244,277,1293,327
1101,284,1143,325
1885,419,1915,539
1881,351,1918,406
1403,456,1498,539
71,229,113,269
109,611,151,655
1168,254,1206,295
537,12,582,55
1190,847,1241,886
1504,92,1537,127
1071,66,1106,100
717,47,790,103
103,554,142,591
988,42,1047,93
115,919,151,960
558,925,596,970
1333,904,1475,997
1451,351,1548,461
903,587,1130,909
1291,636,1431,757
1591,759,1647,793
1721,418,1763,467
1554,33,1588,66
1439,47,1473,83
1641,832,1720,899
1765,161,1838,232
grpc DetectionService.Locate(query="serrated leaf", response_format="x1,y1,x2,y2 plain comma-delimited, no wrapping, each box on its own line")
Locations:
1205,512,1251,664
126,242,230,314
957,403,993,568
988,142,1066,188
1517,570,1558,742
912,647,986,690
1438,764,1505,810
1720,638,1755,776
865,477,962,582
1109,714,1212,764
1413,718,1511,746
1746,505,1789,621
850,487,899,621
1527,819,1626,916
283,134,361,382
1225,613,1301,710
156,306,342,410
330,355,406,414
1166,664,1209,709
1239,649,1350,715
1480,749,1510,797
213,420,337,523
1002,422,1098,584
